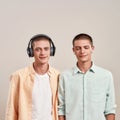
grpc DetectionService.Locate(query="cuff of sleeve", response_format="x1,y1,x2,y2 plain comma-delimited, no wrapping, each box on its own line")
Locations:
104,104,117,115
58,110,65,116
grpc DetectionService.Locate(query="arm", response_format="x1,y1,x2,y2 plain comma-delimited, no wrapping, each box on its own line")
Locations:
5,74,19,120
105,114,115,120
104,72,116,120
58,74,66,120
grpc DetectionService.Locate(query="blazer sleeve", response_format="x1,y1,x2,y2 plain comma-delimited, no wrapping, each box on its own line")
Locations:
5,73,19,120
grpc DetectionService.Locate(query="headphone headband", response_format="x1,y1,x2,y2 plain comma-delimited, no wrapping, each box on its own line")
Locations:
27,34,56,57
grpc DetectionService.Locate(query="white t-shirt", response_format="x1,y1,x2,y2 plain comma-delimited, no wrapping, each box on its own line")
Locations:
32,73,52,120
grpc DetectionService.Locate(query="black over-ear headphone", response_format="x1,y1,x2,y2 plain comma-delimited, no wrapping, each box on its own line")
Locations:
27,34,56,57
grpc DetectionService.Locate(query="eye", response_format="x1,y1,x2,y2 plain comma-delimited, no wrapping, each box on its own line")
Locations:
35,47,40,52
84,46,89,49
44,47,49,51
75,47,80,50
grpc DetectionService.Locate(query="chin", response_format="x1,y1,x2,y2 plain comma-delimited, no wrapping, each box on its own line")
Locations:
40,60,48,64
79,59,88,63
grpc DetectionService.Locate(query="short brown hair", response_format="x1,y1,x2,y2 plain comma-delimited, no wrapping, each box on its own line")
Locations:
72,33,93,46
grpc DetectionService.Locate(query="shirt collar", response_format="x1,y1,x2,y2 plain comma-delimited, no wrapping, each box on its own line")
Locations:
47,65,53,76
73,62,96,75
29,64,36,75
90,63,96,73
28,63,53,75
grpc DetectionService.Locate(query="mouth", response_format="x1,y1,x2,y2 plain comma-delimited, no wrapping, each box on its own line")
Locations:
39,56,47,59
80,55,86,57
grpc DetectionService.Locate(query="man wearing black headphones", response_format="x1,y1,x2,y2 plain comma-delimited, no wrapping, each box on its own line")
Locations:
6,34,59,120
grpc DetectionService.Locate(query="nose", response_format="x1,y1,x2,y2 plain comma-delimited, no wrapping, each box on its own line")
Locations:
40,49,45,55
81,48,85,53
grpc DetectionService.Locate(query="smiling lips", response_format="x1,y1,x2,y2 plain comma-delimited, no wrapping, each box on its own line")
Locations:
80,55,87,57
39,56,47,59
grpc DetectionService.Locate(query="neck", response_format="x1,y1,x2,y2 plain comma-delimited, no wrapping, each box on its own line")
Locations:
33,62,49,75
77,61,92,73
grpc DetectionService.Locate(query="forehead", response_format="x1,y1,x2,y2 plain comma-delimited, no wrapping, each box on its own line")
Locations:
74,39,91,46
33,39,50,48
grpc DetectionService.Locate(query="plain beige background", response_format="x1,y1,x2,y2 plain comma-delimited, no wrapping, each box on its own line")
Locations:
0,0,120,119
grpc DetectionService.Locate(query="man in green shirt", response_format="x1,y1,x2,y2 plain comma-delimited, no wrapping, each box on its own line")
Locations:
58,33,116,120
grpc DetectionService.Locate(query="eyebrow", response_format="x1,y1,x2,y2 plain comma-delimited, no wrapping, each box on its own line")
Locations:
34,46,50,50
74,45,90,47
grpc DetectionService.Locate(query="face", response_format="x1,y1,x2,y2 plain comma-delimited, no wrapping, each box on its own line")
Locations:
73,39,94,64
32,39,51,65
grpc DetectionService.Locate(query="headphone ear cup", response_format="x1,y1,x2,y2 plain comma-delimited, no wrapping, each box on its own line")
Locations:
50,47,53,56
50,46,55,56
27,47,34,57
29,48,34,57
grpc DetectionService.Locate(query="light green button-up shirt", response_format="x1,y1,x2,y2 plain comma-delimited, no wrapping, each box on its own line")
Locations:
58,64,116,120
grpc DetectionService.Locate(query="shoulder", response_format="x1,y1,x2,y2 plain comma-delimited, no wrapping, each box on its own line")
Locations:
60,68,73,77
49,66,60,75
95,65,111,73
94,65,113,77
10,66,31,81
11,66,30,76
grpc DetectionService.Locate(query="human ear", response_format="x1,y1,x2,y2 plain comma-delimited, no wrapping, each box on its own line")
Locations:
91,46,95,53
72,47,75,54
